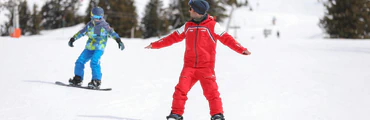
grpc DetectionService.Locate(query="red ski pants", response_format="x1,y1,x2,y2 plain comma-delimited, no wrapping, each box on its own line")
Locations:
171,67,223,116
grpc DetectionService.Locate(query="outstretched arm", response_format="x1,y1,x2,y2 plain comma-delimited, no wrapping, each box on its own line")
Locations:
214,23,251,55
103,25,124,50
103,25,120,40
145,24,186,49
72,22,90,40
68,23,90,47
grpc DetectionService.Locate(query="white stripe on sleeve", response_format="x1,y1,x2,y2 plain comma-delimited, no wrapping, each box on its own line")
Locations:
214,23,226,37
176,24,186,35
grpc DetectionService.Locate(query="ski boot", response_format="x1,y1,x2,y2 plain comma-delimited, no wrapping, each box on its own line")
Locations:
166,113,183,120
211,113,225,120
69,75,82,86
88,79,101,89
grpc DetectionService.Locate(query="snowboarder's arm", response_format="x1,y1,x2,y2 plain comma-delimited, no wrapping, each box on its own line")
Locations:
149,24,186,49
214,23,250,55
103,25,120,39
103,25,124,50
68,23,91,47
72,22,90,40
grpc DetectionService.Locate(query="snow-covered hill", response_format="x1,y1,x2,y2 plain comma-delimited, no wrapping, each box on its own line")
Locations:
1,0,370,120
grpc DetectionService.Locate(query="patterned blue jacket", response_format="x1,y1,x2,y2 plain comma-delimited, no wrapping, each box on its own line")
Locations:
73,19,120,50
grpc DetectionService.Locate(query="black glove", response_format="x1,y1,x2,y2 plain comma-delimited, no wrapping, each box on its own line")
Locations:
68,38,75,47
115,38,125,50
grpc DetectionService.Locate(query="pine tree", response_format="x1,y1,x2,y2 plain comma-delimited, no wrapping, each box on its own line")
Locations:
0,0,34,35
41,0,82,29
40,0,62,29
18,0,31,35
30,4,42,35
62,0,83,27
320,0,370,38
222,0,248,7
167,0,190,29
166,0,228,29
84,0,98,24
141,0,169,38
105,0,138,38
0,0,19,36
85,0,139,38
207,0,227,22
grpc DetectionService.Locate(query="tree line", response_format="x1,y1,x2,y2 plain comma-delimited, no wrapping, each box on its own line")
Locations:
320,0,370,39
0,0,247,38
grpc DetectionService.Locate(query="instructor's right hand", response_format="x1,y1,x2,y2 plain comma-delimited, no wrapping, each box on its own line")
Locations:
68,38,75,47
144,44,152,49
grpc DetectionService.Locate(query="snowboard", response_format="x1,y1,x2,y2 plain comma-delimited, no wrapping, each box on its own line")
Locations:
55,81,112,91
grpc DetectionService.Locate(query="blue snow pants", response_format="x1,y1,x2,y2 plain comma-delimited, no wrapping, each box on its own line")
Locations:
74,49,104,81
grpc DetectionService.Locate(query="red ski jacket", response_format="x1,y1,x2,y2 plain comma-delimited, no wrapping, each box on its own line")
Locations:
151,15,247,68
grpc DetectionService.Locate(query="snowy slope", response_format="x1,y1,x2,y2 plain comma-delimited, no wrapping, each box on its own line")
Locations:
225,0,326,39
1,0,370,120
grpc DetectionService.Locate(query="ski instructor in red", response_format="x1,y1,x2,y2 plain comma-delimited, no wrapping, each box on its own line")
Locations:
145,0,251,120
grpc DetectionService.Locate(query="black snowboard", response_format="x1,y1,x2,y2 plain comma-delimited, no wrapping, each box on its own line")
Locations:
55,81,112,91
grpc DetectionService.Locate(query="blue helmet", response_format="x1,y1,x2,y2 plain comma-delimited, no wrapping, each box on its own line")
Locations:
91,7,104,19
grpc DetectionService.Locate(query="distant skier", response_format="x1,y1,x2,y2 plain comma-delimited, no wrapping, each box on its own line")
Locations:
67,6,124,89
145,0,251,120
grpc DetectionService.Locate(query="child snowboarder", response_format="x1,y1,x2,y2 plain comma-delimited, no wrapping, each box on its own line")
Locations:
68,6,124,89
